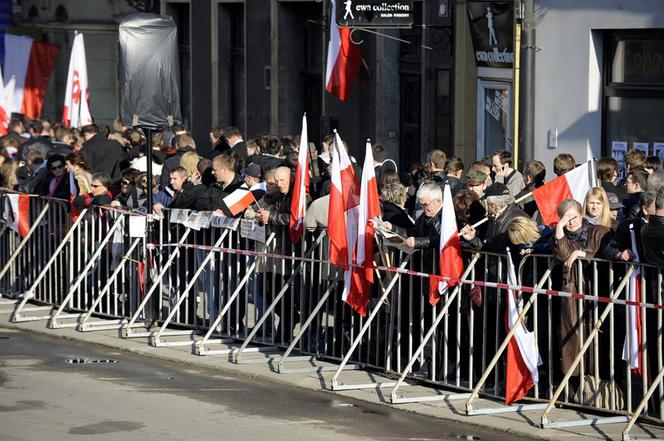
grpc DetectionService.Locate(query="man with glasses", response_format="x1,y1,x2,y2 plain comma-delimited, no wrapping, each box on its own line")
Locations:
623,168,648,219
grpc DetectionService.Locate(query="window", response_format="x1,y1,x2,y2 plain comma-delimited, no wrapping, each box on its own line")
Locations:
603,30,664,158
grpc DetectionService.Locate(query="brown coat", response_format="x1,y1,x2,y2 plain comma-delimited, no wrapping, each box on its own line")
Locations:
554,223,609,376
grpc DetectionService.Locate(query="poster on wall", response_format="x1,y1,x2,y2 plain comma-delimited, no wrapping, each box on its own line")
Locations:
466,2,514,68
612,141,628,176
654,142,664,164
633,142,649,157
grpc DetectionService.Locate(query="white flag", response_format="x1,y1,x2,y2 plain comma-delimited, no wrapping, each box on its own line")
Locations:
63,32,92,128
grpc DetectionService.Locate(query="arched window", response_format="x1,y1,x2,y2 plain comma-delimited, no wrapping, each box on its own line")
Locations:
55,5,68,22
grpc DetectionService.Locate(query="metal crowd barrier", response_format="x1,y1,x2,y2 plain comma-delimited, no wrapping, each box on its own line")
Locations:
1,190,663,439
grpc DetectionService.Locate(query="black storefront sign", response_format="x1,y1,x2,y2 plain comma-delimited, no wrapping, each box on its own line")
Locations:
336,0,414,28
466,2,514,68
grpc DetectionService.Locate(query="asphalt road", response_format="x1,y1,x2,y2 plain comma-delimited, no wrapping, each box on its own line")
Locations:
0,329,537,441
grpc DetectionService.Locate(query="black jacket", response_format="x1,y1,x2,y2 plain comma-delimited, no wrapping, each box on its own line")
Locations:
641,215,664,267
395,209,441,249
82,133,126,179
381,200,414,230
622,192,642,220
73,192,113,208
267,190,292,226
195,173,245,214
34,173,70,200
516,182,540,218
466,204,529,252
169,181,208,210
250,154,284,173
231,141,249,165
603,214,646,261
602,181,628,201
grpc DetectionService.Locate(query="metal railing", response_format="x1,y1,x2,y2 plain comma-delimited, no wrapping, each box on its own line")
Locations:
0,190,662,439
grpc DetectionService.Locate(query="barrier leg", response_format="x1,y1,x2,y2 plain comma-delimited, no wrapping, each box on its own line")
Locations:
231,232,326,363
539,267,634,428
277,276,340,373
621,366,664,440
77,238,142,331
329,256,413,391
193,233,276,355
464,266,553,415
49,216,125,328
121,228,192,338
0,202,51,284
150,231,228,347
388,254,481,403
12,209,88,322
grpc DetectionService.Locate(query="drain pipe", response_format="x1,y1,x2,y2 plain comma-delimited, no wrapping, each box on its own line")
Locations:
518,0,536,166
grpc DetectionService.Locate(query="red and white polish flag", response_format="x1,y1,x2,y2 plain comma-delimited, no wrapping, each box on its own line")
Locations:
328,130,360,270
428,184,464,306
4,194,30,237
223,188,257,217
0,66,13,136
347,140,381,316
532,160,596,226
325,0,363,101
505,249,542,405
289,113,310,243
622,225,644,376
63,32,92,128
4,34,59,119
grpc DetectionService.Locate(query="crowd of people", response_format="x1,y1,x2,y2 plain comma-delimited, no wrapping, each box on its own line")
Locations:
4,113,664,390
3,113,664,285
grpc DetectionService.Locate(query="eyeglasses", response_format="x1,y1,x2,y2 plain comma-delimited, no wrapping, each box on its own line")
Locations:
50,164,64,171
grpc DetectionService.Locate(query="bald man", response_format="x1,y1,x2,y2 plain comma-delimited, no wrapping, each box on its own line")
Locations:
257,166,292,225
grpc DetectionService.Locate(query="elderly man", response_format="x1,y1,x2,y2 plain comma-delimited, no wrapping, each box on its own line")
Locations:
256,166,292,226
382,182,442,251
461,182,528,252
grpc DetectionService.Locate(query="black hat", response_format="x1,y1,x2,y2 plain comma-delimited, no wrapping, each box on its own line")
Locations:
242,163,262,179
484,182,510,198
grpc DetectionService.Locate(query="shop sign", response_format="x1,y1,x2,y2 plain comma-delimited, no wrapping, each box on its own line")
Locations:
467,2,514,68
336,0,414,28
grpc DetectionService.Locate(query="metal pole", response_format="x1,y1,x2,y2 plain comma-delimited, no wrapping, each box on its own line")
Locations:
143,126,157,321
518,0,535,166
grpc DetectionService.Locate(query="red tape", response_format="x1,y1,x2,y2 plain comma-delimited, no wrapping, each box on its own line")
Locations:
148,241,664,311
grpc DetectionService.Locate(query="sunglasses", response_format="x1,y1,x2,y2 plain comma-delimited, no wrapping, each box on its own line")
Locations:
50,164,64,171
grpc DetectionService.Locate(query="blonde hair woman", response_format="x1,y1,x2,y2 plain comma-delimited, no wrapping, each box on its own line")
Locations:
583,187,611,228
180,151,201,182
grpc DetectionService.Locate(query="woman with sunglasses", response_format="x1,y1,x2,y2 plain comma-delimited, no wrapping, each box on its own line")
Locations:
35,154,70,200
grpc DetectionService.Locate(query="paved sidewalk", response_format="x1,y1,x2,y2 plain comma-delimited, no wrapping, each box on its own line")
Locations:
0,307,662,441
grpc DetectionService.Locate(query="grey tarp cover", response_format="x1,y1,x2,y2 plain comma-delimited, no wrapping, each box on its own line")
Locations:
118,13,183,129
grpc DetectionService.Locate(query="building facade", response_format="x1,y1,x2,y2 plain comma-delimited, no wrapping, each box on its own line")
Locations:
454,0,664,174
11,0,455,163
